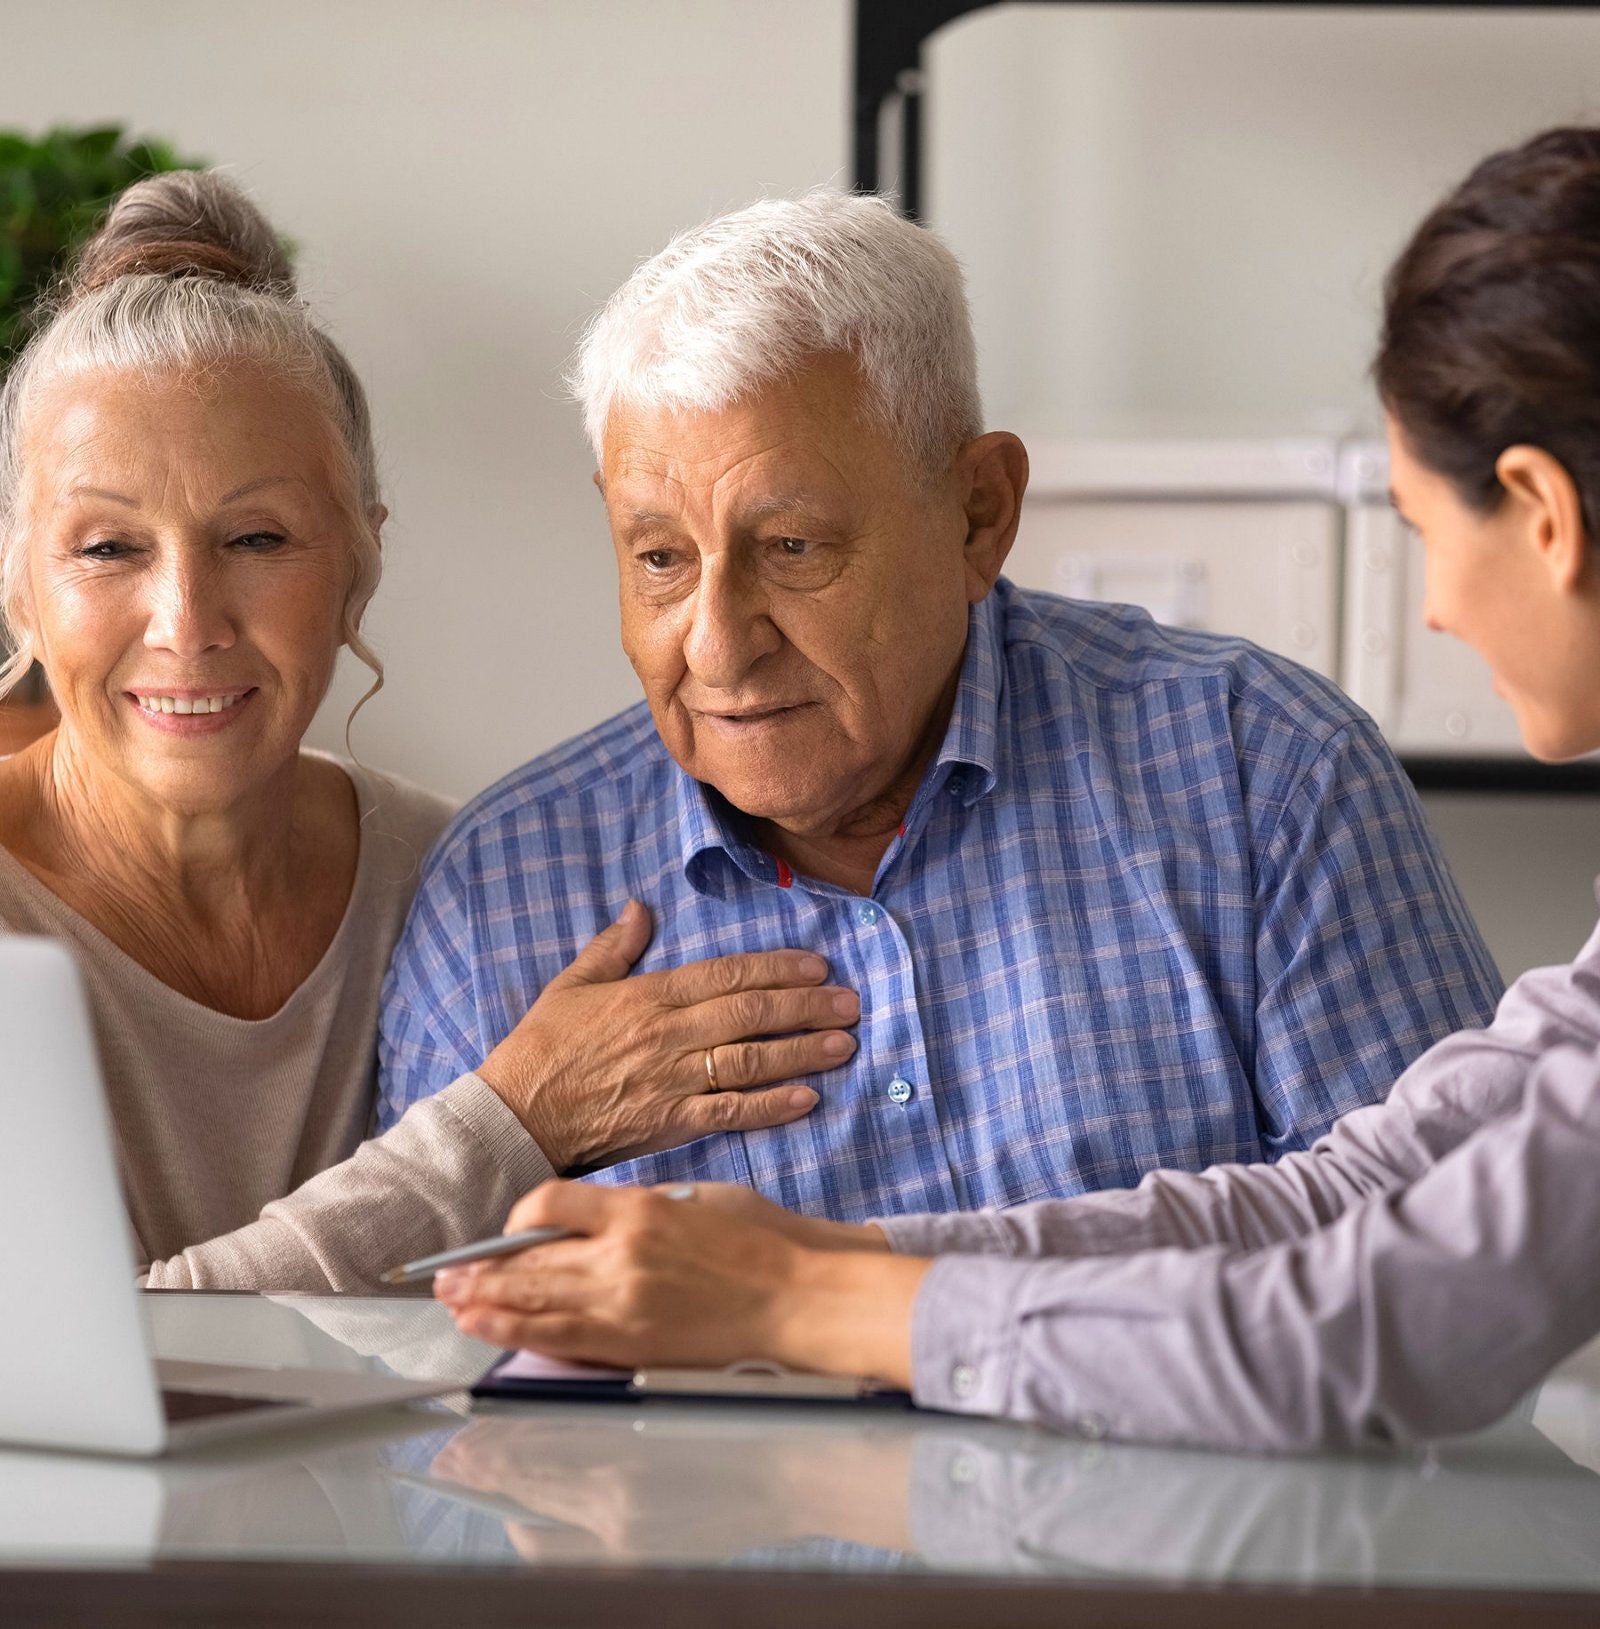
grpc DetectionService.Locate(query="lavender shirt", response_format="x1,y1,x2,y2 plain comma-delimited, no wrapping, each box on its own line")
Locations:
880,895,1600,1451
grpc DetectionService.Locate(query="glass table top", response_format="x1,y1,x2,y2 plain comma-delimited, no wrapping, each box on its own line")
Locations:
3,1291,1599,1593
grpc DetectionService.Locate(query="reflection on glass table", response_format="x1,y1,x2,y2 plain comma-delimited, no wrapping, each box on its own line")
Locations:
3,1293,1600,1594
418,1397,1600,1589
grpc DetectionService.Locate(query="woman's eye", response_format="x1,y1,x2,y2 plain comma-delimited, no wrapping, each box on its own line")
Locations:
78,540,132,561
230,531,287,552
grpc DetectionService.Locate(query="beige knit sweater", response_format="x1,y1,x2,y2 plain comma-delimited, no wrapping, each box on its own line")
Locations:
0,755,554,1291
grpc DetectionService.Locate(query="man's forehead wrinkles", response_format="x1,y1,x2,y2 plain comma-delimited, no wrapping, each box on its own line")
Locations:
611,445,824,511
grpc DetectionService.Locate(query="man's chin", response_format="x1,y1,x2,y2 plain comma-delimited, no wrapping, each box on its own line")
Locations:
693,766,846,834
677,725,846,819
714,786,834,831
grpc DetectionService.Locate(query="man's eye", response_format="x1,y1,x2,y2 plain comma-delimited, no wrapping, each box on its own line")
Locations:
775,536,810,557
231,531,287,552
640,549,677,571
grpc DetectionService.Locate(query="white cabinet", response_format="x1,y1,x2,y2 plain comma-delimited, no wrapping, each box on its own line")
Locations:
1338,442,1524,757
1007,434,1526,758
1008,436,1345,681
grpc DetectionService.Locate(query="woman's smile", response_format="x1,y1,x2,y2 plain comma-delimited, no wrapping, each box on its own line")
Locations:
126,685,258,735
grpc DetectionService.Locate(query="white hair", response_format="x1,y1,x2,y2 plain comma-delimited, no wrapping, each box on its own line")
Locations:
0,171,383,704
571,190,983,477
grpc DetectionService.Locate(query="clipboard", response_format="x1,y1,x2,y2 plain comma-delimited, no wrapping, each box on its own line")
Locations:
470,1348,915,1409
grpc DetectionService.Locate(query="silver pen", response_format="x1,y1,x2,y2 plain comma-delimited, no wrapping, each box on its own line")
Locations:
380,1225,573,1285
380,1182,698,1285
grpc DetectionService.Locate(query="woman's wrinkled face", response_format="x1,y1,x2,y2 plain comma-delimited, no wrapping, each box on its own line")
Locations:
14,362,355,814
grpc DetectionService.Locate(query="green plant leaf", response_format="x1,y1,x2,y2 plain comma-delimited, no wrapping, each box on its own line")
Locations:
0,123,214,375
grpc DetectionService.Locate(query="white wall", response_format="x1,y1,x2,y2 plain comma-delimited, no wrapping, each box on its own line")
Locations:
3,1,1594,976
0,0,850,800
927,4,1600,438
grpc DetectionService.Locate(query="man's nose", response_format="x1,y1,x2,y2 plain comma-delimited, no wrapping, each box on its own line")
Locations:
143,553,237,659
682,558,780,687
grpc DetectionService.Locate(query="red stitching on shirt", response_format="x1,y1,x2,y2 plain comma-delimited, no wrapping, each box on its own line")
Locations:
775,859,793,888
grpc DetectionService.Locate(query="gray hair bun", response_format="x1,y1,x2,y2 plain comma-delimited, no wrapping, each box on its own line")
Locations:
70,170,294,301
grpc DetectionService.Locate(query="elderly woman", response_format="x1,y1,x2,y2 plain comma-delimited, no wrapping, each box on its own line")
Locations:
442,126,1600,1452
0,171,855,1290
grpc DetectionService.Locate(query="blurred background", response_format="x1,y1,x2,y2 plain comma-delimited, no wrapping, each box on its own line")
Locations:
2,0,1598,977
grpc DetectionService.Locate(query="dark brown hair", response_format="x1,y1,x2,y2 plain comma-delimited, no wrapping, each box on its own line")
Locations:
1376,126,1600,542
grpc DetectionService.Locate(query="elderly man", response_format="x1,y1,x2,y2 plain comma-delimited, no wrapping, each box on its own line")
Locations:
378,192,1499,1219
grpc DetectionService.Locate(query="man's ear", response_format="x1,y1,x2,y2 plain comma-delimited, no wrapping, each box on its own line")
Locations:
956,432,1029,603
367,504,388,551
592,470,606,495
1496,445,1588,593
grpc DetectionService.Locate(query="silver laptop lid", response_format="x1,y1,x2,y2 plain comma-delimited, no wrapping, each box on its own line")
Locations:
0,936,167,1454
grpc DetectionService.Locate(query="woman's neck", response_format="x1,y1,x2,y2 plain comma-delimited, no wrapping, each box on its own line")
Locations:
0,729,359,1019
36,731,300,913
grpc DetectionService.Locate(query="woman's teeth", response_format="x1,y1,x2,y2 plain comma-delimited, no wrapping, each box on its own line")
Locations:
135,692,246,715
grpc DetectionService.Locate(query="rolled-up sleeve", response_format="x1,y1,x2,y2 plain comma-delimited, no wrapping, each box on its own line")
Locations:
907,1041,1600,1452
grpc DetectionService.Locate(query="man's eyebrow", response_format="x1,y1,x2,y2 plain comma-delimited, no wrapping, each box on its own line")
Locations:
740,493,839,523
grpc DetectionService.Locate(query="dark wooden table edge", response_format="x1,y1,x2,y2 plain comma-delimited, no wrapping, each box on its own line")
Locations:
5,1561,1600,1629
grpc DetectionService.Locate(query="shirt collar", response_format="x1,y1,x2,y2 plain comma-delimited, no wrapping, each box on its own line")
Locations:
931,583,1005,808
673,584,1008,890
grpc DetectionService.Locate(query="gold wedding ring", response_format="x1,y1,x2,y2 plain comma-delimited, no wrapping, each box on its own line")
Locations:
704,1046,721,1092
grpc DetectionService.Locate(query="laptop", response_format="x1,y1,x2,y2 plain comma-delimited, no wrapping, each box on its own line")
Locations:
0,935,457,1456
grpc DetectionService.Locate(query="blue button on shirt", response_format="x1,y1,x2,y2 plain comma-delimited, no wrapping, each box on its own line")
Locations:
378,581,1501,1221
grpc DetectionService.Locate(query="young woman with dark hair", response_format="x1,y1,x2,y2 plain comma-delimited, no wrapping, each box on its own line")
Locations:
439,127,1600,1453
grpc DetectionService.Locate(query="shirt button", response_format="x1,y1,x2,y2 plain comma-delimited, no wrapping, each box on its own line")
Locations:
856,902,881,926
887,1077,914,1105
1077,1412,1110,1441
951,1363,979,1399
947,777,964,797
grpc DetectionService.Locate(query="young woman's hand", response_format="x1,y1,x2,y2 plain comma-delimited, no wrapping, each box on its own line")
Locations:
434,1180,927,1385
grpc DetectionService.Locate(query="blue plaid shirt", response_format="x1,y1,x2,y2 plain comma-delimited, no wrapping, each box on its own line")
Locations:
378,581,1501,1220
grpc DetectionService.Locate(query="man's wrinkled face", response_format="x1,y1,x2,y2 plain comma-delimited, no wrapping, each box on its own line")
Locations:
600,354,976,836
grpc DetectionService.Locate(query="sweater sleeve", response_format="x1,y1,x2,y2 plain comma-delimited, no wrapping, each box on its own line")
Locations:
141,1075,555,1292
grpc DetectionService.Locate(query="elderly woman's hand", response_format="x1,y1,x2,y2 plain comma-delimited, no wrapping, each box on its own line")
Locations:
474,902,859,1173
434,1180,927,1385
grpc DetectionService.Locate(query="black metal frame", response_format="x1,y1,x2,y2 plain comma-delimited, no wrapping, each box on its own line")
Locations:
853,0,1600,208
853,0,1600,793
